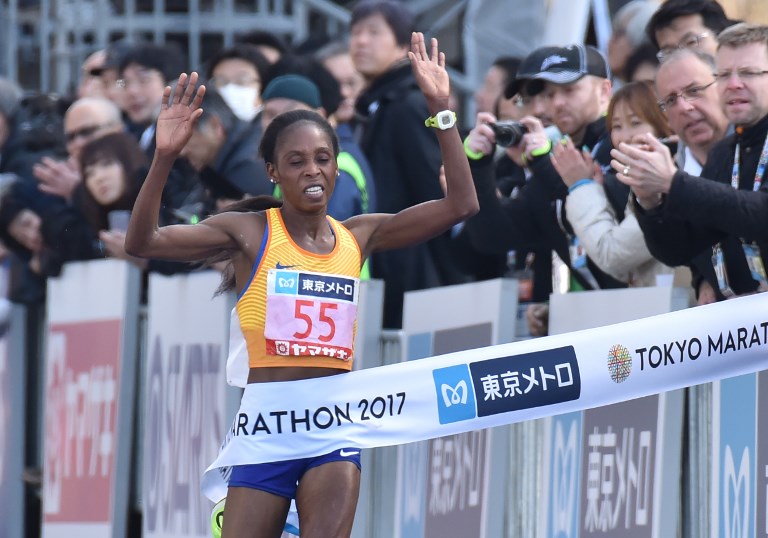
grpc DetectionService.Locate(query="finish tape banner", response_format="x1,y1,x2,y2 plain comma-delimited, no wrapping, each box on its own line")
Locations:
202,293,767,501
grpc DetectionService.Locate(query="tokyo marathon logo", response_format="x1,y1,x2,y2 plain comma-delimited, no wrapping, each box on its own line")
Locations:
607,344,632,383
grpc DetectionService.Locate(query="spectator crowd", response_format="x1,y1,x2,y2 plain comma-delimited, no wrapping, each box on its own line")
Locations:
0,0,766,335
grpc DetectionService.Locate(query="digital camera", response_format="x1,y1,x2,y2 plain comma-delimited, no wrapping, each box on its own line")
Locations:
490,121,528,147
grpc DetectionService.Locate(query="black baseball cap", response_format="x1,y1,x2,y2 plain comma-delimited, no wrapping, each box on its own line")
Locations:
504,44,610,98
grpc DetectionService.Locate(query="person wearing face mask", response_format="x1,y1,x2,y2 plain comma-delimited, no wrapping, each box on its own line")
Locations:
207,44,270,124
550,81,675,287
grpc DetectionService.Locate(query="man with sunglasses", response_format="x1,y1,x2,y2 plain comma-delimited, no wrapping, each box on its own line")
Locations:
32,97,123,201
614,23,768,300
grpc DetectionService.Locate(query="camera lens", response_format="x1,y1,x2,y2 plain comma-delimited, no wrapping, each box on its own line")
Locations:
490,121,528,147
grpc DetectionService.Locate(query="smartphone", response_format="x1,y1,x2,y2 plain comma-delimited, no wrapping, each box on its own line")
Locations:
108,210,131,232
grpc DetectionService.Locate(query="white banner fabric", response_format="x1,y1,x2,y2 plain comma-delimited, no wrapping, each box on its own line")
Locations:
203,294,768,501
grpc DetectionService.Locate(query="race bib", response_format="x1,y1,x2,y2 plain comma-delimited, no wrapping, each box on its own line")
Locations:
264,269,359,361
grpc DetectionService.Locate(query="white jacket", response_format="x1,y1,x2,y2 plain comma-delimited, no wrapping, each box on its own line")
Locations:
565,182,674,287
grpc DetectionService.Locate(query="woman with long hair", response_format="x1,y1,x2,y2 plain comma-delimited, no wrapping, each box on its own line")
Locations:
552,80,675,287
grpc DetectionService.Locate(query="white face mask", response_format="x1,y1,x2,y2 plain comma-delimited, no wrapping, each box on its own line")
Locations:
217,83,259,122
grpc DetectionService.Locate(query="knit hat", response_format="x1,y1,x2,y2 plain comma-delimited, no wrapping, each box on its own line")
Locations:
261,74,322,108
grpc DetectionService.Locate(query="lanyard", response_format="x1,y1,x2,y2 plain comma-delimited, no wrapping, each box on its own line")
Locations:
717,129,768,296
731,130,768,192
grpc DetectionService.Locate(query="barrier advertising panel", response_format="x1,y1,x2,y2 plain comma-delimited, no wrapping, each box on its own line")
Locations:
0,260,24,538
539,286,687,538
143,270,233,538
712,374,756,538
41,260,140,538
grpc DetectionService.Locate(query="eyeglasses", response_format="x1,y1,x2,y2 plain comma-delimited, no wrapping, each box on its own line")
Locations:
115,70,163,90
64,124,110,144
656,32,711,62
714,68,768,83
657,80,716,111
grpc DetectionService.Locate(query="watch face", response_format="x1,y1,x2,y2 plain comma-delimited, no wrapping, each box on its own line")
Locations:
437,111,454,129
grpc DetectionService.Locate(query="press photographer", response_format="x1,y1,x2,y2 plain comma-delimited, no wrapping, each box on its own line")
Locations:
464,44,630,336
457,91,560,307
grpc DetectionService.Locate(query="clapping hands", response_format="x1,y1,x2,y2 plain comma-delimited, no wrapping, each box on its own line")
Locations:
551,137,601,187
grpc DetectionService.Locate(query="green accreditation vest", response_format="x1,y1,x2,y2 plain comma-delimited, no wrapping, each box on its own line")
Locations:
273,151,371,280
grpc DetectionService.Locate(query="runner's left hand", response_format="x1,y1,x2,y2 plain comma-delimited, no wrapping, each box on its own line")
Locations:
408,32,450,105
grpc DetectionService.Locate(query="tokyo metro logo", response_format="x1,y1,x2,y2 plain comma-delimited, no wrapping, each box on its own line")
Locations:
432,364,477,424
607,344,632,383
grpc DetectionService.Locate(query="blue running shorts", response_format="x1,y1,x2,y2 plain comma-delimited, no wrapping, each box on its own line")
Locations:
228,448,362,499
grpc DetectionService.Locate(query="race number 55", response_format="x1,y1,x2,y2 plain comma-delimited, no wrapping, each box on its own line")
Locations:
294,299,337,342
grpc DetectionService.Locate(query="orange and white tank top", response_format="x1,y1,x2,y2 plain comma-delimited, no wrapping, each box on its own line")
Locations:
237,208,362,370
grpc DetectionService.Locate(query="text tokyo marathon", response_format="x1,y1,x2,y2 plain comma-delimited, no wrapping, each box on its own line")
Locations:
635,321,768,370
232,392,406,435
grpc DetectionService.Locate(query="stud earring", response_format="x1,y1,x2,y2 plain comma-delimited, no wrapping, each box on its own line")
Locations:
269,177,276,184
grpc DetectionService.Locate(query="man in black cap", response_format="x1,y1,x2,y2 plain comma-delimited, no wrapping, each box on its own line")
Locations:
465,44,626,335
494,44,623,243
504,43,614,191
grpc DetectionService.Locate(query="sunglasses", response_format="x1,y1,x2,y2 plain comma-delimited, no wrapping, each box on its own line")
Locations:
64,124,109,144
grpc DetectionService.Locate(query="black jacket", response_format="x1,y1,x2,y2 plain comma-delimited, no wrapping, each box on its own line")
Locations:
355,61,464,328
466,116,626,292
635,112,768,296
204,119,271,198
448,154,551,302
